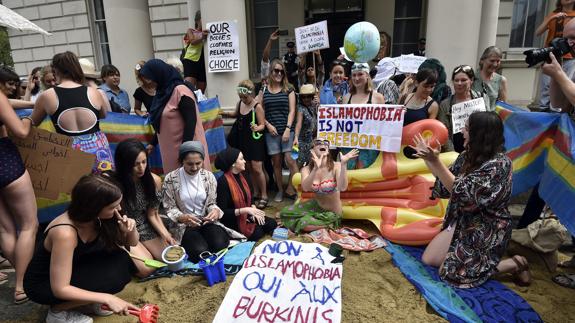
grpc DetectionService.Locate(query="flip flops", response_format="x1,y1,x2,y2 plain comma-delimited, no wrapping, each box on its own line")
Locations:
14,290,29,305
558,257,575,269
256,198,269,209
552,273,575,289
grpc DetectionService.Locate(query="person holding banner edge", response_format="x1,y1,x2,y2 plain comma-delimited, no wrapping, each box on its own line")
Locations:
340,62,384,169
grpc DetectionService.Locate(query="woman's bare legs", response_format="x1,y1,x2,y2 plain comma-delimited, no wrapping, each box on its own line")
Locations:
421,226,455,267
129,242,156,278
271,154,284,195
249,160,268,201
283,152,298,196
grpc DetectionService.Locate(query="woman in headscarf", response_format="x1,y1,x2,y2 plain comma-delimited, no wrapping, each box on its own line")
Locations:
418,58,451,104
139,59,209,174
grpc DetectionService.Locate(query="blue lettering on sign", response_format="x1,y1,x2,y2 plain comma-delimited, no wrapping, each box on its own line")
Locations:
242,272,283,298
311,247,325,265
290,281,340,305
318,119,332,132
262,241,302,256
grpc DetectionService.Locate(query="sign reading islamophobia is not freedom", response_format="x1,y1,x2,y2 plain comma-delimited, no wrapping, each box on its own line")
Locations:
206,20,240,73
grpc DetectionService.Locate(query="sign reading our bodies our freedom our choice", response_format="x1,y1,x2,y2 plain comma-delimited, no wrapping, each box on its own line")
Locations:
206,20,240,73
317,104,405,153
295,20,330,54
213,240,342,323
451,98,486,133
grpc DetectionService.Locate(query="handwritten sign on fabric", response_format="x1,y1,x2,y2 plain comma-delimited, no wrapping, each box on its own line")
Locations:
206,20,240,72
213,240,342,323
317,104,405,152
398,54,427,74
295,20,329,54
9,128,94,199
451,98,486,133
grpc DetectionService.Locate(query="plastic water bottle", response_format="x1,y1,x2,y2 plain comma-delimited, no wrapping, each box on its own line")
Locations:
291,145,299,160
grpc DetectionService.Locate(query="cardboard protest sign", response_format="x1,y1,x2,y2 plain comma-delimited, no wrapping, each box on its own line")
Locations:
9,128,94,199
398,54,426,74
317,104,405,153
295,20,329,54
206,20,240,72
451,98,486,133
213,240,342,323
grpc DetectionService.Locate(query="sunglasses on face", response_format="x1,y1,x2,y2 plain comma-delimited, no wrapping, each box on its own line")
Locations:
313,139,330,147
300,94,314,99
272,68,284,75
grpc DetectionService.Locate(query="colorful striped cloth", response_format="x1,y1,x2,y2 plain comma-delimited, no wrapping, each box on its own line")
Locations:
17,97,227,222
496,101,575,236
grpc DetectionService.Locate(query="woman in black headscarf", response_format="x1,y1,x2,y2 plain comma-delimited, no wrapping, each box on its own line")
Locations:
138,59,209,174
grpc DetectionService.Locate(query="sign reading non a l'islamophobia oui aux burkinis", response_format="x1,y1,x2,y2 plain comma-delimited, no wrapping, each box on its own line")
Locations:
295,20,329,54
317,104,405,153
206,20,239,72
213,240,342,323
451,98,486,133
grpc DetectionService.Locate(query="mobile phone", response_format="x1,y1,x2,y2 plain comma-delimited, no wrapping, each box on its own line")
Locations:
277,29,289,36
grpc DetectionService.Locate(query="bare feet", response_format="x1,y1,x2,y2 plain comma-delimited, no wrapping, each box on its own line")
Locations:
511,255,531,287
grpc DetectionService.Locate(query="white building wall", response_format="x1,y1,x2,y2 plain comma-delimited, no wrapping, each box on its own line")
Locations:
147,0,190,60
5,0,95,76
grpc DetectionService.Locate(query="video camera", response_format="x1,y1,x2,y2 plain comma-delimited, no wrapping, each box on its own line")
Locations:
523,37,572,67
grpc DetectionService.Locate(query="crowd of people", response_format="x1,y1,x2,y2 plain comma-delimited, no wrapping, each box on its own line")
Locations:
1,6,575,322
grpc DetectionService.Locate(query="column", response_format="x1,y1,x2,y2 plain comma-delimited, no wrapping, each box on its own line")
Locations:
425,0,483,79
477,0,500,59
103,0,154,107
200,0,249,108
187,0,200,28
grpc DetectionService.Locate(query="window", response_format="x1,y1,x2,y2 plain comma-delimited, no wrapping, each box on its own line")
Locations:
392,0,424,56
509,0,546,48
90,0,111,66
253,0,279,77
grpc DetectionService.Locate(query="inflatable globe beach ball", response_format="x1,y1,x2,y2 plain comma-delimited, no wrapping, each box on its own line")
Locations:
343,21,380,63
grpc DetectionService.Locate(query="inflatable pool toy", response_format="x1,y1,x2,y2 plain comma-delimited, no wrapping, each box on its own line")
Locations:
293,119,458,245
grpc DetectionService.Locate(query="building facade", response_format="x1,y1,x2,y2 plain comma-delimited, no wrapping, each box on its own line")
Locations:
5,0,551,108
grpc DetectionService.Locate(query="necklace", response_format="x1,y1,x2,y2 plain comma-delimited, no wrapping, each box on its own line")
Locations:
181,168,202,215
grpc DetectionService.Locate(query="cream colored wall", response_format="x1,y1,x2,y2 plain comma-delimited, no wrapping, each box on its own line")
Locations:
365,0,394,37
277,0,305,57
103,0,154,108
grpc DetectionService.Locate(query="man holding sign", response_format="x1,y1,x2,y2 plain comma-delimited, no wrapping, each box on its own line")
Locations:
436,65,490,152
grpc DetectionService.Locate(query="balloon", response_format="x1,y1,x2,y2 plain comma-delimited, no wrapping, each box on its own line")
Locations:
343,21,381,63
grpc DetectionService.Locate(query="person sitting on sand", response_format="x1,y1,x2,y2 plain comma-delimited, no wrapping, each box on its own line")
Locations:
280,139,358,233
162,141,244,263
412,111,531,288
111,139,176,260
23,175,143,323
215,147,277,241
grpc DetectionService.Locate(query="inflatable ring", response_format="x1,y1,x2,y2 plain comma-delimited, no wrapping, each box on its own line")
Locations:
293,119,458,245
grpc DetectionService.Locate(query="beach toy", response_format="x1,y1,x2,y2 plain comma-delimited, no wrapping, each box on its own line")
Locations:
343,21,380,63
129,253,167,269
251,109,262,140
198,249,228,286
102,304,159,323
291,144,299,160
161,245,187,272
294,119,457,245
272,227,289,240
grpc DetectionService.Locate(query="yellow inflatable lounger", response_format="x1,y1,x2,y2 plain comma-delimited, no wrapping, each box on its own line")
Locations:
293,119,458,246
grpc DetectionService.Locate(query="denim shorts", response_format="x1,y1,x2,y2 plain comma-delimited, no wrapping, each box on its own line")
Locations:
265,132,294,155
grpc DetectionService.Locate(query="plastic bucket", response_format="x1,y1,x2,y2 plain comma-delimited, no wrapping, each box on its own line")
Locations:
199,255,226,286
161,245,188,272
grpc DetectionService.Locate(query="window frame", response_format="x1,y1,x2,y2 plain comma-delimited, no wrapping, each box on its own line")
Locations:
508,0,547,51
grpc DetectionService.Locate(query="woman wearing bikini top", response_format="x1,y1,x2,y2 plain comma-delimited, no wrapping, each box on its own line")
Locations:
280,139,358,233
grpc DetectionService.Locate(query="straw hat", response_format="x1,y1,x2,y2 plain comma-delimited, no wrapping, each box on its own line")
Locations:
299,84,316,95
78,58,100,79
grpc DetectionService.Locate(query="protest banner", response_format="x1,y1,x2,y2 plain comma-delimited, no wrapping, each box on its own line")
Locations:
451,98,486,133
9,128,94,199
317,104,405,153
206,20,240,72
213,240,342,323
397,54,427,74
295,21,329,54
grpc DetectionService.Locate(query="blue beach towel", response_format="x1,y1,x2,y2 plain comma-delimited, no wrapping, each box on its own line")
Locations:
385,242,542,323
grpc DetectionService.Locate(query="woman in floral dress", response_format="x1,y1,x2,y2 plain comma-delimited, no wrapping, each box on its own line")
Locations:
412,111,531,288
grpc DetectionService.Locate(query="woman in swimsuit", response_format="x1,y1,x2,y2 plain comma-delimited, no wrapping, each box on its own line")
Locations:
280,139,358,233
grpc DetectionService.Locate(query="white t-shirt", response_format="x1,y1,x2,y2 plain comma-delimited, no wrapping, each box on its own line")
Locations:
178,168,207,217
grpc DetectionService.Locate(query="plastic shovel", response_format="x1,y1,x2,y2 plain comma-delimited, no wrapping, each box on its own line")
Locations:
102,304,160,323
129,253,167,269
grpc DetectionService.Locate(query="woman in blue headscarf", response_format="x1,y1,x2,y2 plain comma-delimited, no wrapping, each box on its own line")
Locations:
139,59,209,173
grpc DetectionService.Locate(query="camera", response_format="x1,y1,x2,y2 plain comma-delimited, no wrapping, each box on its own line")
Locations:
524,37,572,67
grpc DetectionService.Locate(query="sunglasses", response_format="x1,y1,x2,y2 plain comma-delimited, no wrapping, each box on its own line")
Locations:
236,86,252,95
300,94,314,99
453,65,473,74
272,68,284,75
313,139,330,147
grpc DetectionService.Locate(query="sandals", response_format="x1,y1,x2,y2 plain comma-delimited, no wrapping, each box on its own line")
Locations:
14,290,29,305
256,198,269,209
285,192,298,200
558,257,575,269
552,273,575,289
511,255,532,287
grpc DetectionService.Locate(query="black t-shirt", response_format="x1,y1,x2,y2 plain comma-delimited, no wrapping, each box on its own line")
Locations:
133,87,154,110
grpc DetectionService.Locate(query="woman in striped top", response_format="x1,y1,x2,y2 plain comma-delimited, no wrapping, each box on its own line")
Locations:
260,59,298,202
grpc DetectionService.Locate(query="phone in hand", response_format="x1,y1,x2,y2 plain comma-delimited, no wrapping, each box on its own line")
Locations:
277,29,289,36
